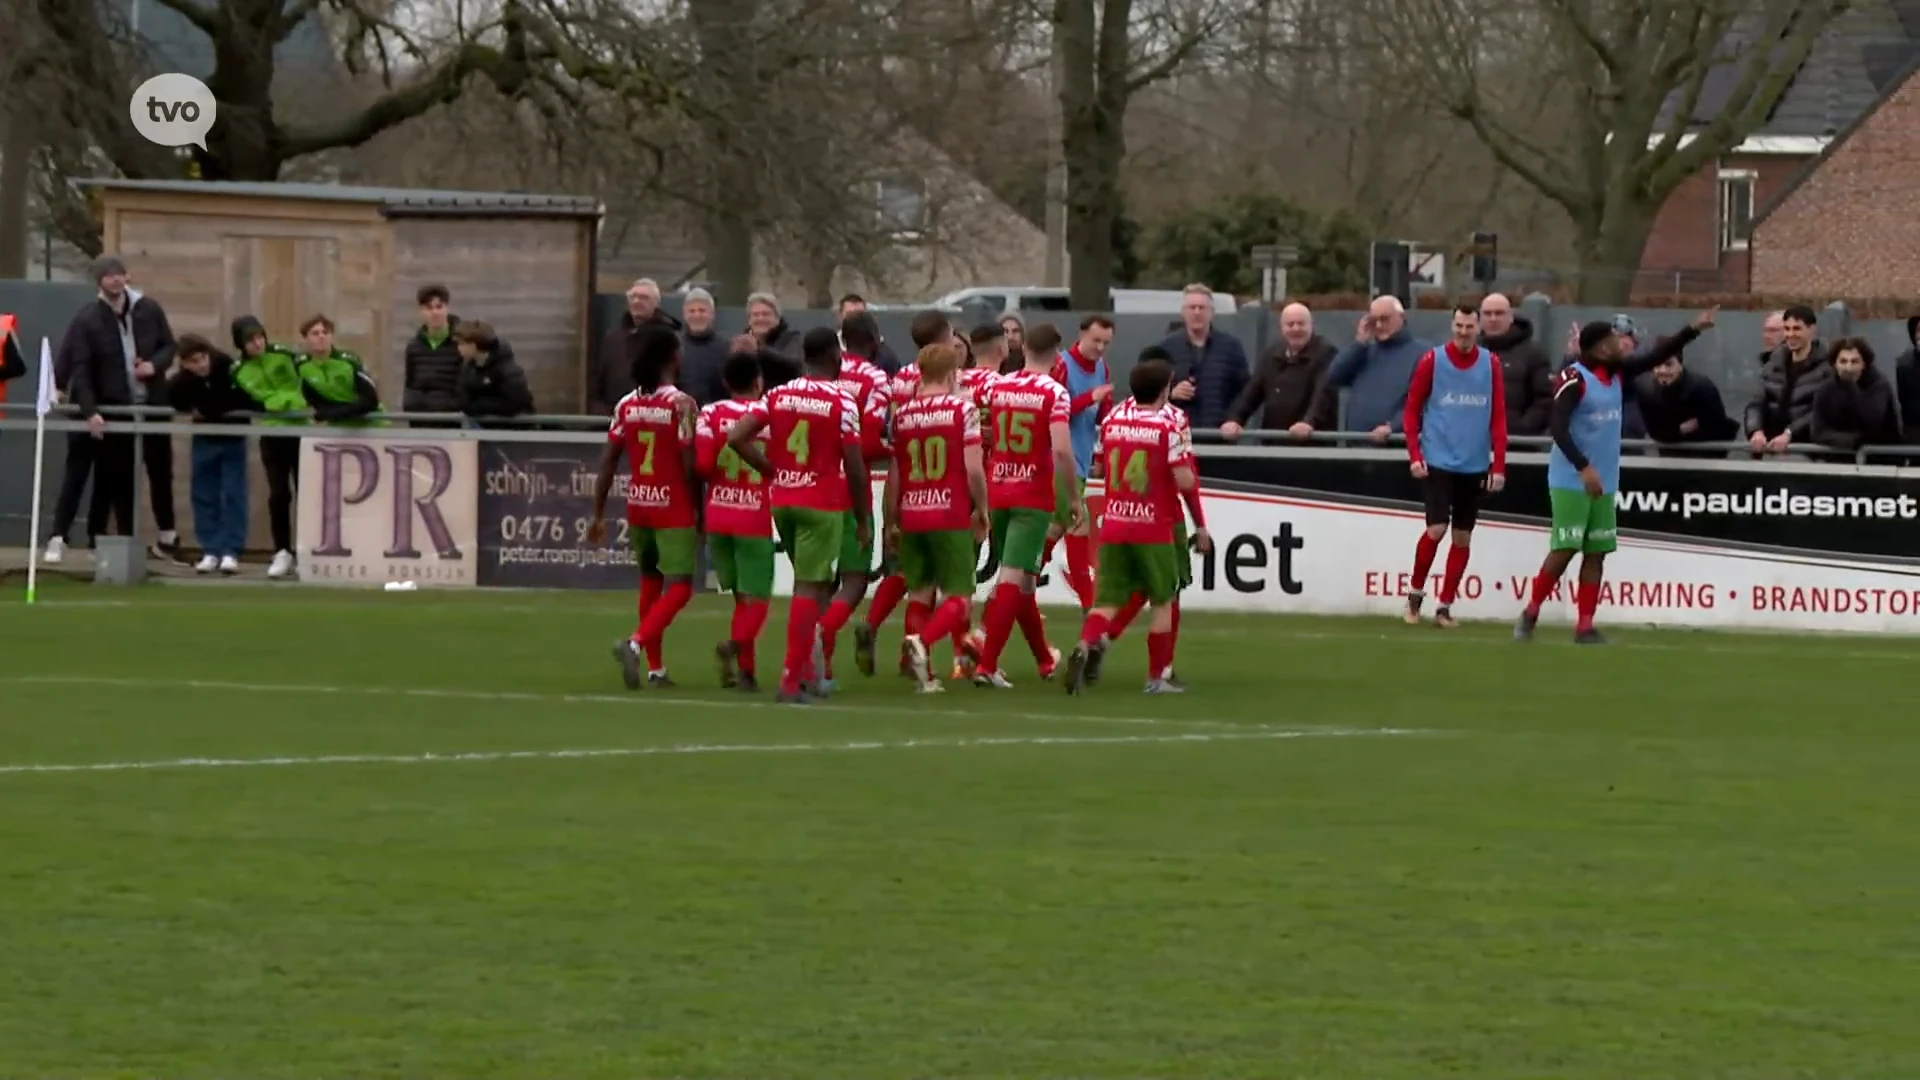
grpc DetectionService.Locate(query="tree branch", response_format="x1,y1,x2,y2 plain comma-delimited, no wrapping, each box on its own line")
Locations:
145,0,223,37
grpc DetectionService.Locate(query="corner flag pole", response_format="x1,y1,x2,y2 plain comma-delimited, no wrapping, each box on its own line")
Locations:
25,336,53,605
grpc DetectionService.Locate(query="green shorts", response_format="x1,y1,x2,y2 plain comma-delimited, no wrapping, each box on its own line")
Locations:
709,533,776,598
1549,488,1618,554
1172,521,1192,589
631,526,698,578
899,529,977,597
991,506,1052,576
774,506,844,584
837,510,874,578
1095,541,1180,607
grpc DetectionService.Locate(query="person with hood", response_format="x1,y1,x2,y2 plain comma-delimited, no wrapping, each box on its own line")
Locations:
1477,293,1551,435
1811,337,1901,452
165,333,254,574
746,293,804,377
1892,316,1920,443
1633,351,1738,453
677,287,731,405
47,254,180,564
1221,301,1336,439
295,314,381,425
401,283,462,424
589,279,682,414
1326,295,1430,441
1744,304,1832,455
453,321,535,422
229,316,307,579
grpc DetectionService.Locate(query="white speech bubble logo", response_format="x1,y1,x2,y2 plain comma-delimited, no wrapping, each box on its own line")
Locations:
129,73,217,150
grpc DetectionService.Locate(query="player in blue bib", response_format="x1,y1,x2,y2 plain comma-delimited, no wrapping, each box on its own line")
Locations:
1516,307,1717,644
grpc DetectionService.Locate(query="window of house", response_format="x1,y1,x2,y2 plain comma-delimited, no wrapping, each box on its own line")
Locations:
1719,169,1756,252
876,177,928,238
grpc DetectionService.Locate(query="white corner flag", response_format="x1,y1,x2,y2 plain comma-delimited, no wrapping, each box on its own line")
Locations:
25,336,54,604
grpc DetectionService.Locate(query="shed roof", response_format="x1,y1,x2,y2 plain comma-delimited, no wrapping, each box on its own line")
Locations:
86,179,604,218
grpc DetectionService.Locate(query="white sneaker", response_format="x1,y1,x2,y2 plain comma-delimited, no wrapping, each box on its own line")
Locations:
194,555,218,573
43,537,65,564
903,634,935,690
218,555,240,575
973,670,1015,689
267,550,295,579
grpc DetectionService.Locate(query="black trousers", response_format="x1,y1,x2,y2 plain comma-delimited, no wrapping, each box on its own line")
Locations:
50,431,177,542
260,434,300,552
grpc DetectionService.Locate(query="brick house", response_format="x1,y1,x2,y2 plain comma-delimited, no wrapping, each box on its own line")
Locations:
1635,1,1920,295
1749,56,1920,298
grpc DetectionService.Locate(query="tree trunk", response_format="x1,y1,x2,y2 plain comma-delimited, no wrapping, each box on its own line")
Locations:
198,34,282,181
0,107,34,279
1572,199,1659,306
1062,98,1124,311
690,0,760,304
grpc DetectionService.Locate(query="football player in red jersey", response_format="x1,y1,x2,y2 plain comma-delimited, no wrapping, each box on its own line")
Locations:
696,351,775,692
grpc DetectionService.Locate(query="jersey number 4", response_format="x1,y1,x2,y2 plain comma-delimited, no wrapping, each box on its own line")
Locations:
1106,448,1149,494
785,419,811,464
717,444,760,482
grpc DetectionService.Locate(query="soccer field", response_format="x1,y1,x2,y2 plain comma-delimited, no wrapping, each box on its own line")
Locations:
3,585,1917,1078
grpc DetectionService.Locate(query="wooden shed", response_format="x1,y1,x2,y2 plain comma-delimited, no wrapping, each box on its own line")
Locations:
89,179,603,555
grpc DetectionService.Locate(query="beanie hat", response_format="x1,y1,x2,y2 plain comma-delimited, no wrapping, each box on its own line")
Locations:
1578,321,1615,355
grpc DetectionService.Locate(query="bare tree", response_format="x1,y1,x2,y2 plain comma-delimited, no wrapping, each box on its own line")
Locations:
1365,0,1849,303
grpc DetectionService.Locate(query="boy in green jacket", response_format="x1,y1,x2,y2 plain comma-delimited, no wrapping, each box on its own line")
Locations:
296,313,382,425
230,316,311,578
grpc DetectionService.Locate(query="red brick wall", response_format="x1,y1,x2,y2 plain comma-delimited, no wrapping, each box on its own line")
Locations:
1638,153,1808,295
1751,71,1920,297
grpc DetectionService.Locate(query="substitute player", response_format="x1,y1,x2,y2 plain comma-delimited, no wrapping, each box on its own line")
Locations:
889,344,990,692
812,313,892,690
1048,315,1114,611
589,327,699,690
1515,307,1714,643
697,351,775,692
1065,359,1209,695
1402,303,1508,628
972,322,1082,687
726,327,871,704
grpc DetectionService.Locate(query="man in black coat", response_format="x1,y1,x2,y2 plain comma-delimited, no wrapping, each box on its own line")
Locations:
1477,293,1552,435
48,255,180,563
402,283,463,424
590,278,682,414
453,321,536,422
1633,352,1738,454
1220,302,1336,439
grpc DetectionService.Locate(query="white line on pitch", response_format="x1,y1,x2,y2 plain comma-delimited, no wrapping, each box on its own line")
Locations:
0,727,1430,777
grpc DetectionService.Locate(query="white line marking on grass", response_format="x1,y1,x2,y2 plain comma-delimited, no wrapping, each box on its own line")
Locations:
1,675,1246,730
0,727,1430,776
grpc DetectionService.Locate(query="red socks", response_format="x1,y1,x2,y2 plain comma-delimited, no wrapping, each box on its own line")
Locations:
1079,610,1110,648
1105,593,1147,642
1018,594,1053,665
1527,570,1558,614
731,598,770,675
1438,545,1471,605
866,574,908,631
1410,532,1441,592
918,596,972,647
1147,630,1174,680
1575,581,1599,631
817,597,856,675
635,574,662,636
782,595,822,693
979,582,1023,672
634,581,691,671
904,599,929,638
1062,534,1094,610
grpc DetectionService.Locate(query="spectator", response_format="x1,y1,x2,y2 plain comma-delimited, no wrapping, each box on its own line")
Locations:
55,254,180,563
1327,294,1429,442
1221,301,1335,440
165,333,251,575
1892,315,1920,441
1633,352,1738,451
453,321,535,422
1745,304,1831,455
747,293,803,375
836,293,902,374
1759,309,1785,361
1160,282,1250,430
296,314,381,424
590,279,679,414
230,316,305,579
401,283,462,422
999,312,1025,368
678,287,730,405
1477,293,1551,435
1811,337,1900,452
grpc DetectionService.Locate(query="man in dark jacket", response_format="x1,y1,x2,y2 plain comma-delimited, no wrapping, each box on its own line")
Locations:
590,278,682,414
1892,316,1920,443
402,283,462,422
678,287,732,405
836,294,902,374
1220,302,1335,439
1477,293,1551,435
1812,337,1901,452
1633,353,1738,453
746,293,804,378
453,321,535,421
1159,283,1250,430
52,254,180,561
1745,304,1833,455
165,333,254,573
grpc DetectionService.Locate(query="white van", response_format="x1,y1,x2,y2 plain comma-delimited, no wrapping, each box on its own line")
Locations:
930,286,1240,316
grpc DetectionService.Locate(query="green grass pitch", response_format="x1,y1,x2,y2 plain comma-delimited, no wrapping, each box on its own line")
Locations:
2,583,1917,1078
